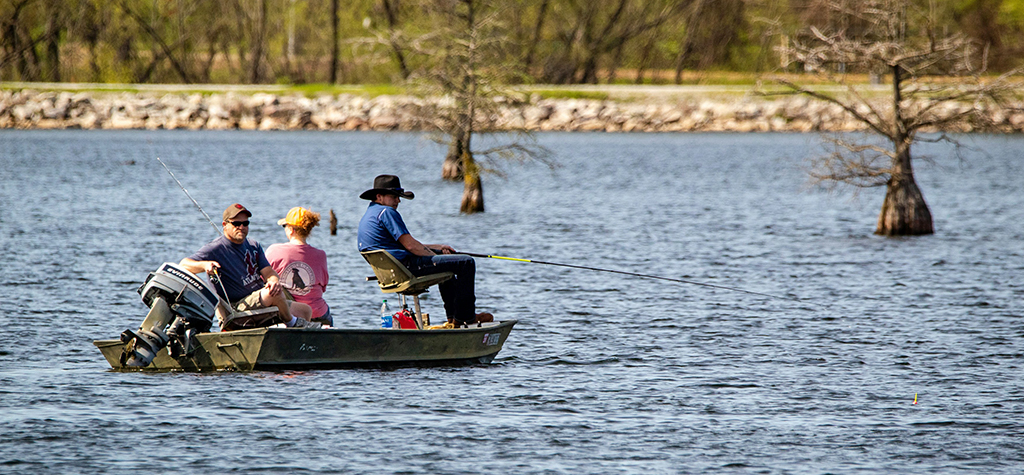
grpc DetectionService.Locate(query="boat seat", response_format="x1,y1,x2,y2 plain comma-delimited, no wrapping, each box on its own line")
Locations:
219,306,282,332
361,250,453,328
361,250,453,295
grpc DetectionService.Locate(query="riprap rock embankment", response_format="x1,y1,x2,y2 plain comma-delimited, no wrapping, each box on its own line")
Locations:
3,89,1023,133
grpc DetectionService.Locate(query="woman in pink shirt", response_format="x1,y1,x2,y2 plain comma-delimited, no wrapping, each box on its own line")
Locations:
267,207,332,325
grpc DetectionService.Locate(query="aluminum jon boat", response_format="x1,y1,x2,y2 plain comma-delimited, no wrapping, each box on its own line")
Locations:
94,321,516,372
94,262,515,372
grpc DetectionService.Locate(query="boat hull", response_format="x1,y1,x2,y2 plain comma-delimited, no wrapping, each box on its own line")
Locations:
94,320,516,372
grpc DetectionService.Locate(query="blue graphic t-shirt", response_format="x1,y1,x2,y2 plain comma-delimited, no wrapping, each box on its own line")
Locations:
357,202,412,261
189,235,270,303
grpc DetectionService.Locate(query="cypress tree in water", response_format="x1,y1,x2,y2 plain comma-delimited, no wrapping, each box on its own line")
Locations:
771,1,1012,237
876,145,933,236
876,68,933,236
442,138,465,181
460,155,484,213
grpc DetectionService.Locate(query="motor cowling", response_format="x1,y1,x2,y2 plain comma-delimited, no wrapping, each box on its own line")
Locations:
120,263,220,367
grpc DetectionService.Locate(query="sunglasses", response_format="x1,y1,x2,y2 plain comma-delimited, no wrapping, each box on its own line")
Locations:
228,220,250,227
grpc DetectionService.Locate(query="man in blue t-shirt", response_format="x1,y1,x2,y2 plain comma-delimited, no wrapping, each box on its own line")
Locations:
180,203,314,329
357,175,491,326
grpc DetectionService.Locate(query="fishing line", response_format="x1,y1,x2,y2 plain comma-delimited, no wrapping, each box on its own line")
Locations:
157,157,238,315
157,157,222,237
461,252,814,306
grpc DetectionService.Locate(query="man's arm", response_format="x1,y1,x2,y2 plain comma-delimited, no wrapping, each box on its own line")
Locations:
426,243,456,254
398,234,456,256
180,258,219,275
260,266,283,296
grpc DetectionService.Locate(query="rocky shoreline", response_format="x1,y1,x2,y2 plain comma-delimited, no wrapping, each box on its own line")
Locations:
3,88,1024,133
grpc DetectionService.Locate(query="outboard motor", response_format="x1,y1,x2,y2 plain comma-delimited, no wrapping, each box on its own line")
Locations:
120,263,220,367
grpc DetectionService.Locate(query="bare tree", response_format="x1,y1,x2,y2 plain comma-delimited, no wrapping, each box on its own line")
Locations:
540,0,685,84
41,0,62,81
769,0,1019,236
116,0,195,83
521,0,550,76
249,0,267,83
412,0,550,213
1,0,48,81
330,0,340,83
377,0,411,79
359,0,418,82
673,0,744,83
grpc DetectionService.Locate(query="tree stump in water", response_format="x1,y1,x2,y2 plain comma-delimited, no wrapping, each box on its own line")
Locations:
460,157,484,214
876,177,933,236
460,178,484,213
442,138,465,181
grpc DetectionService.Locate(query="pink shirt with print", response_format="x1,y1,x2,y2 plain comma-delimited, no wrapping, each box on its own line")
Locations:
266,243,330,319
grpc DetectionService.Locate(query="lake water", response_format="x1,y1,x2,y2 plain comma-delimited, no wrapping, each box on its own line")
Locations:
0,130,1022,473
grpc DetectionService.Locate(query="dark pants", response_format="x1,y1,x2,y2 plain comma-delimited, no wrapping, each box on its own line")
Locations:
404,254,476,324
311,307,332,326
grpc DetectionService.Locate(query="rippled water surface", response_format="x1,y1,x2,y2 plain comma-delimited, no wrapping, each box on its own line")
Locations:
1,130,1022,474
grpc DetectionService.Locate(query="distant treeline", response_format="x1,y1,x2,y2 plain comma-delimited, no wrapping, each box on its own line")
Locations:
3,0,1023,85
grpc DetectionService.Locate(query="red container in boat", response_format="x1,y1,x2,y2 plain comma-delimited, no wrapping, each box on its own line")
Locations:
393,310,417,329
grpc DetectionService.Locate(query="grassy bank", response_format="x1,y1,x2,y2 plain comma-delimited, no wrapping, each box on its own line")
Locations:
1,78,896,103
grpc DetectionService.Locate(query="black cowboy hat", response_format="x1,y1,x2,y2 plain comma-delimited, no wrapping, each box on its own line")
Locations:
359,174,415,200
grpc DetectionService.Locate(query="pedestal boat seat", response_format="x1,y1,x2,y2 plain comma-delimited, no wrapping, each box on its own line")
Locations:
360,250,453,329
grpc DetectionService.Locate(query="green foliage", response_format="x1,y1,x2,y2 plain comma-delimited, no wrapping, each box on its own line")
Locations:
529,89,610,100
2,0,1022,85
1000,0,1024,28
289,83,404,97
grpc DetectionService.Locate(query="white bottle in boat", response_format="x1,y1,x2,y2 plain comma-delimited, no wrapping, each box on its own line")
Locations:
380,299,393,329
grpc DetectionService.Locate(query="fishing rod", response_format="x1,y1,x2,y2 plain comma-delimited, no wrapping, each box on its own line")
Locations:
157,157,241,316
460,252,813,305
157,157,222,237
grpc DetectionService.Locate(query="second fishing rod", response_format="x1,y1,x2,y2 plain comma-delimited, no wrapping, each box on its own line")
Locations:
160,157,809,307
458,251,814,306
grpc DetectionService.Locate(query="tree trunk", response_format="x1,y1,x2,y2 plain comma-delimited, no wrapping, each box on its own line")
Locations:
17,23,42,80
876,63,933,236
460,154,484,214
875,143,933,236
87,38,101,81
199,39,217,82
286,0,296,78
249,0,267,83
45,2,61,82
388,35,410,80
580,55,599,84
523,0,550,75
448,0,478,184
442,137,465,181
380,0,409,79
674,0,704,84
330,0,339,83
633,35,652,84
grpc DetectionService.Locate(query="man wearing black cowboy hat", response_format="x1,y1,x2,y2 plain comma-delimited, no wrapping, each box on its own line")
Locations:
357,174,491,326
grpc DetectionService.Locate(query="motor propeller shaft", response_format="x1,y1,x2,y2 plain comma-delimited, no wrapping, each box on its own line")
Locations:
120,297,174,367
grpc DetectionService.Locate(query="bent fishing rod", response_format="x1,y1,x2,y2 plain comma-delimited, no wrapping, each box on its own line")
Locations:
460,252,814,306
